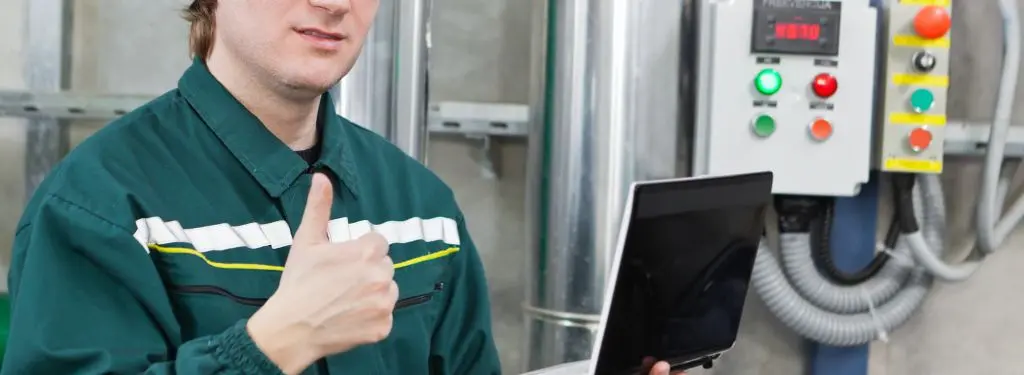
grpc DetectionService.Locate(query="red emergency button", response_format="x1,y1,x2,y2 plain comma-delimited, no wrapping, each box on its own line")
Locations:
811,73,838,98
809,118,833,141
908,126,933,152
914,6,951,39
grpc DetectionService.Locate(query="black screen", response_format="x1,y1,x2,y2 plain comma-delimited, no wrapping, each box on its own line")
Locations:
593,172,772,375
750,0,842,56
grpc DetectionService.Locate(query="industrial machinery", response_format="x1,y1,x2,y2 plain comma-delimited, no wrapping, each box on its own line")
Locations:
700,0,879,197
877,1,953,174
527,0,1024,373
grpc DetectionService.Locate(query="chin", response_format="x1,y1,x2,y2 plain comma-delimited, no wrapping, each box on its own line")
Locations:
280,71,342,95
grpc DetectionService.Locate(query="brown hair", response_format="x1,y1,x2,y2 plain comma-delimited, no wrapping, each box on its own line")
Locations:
183,0,217,61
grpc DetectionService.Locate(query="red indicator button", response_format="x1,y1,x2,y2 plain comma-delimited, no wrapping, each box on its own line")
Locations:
914,6,951,39
908,127,933,152
809,118,833,141
811,73,838,98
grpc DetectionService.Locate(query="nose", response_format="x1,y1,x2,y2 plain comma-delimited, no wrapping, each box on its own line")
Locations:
309,0,351,14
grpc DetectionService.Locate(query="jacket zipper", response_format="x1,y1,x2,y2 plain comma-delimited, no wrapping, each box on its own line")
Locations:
168,285,268,306
395,282,445,310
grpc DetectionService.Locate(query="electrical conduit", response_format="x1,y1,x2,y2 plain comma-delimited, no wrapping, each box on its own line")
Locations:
752,180,946,346
907,0,1020,281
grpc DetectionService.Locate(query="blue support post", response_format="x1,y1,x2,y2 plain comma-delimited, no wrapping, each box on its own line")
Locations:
809,173,878,375
810,1,885,372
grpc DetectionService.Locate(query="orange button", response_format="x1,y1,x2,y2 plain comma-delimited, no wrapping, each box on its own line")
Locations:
914,6,951,39
809,118,833,141
908,127,933,152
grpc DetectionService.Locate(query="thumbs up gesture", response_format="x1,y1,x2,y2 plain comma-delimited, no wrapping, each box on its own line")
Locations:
247,173,398,374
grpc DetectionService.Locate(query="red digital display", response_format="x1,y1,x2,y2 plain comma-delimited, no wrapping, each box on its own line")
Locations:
775,22,821,41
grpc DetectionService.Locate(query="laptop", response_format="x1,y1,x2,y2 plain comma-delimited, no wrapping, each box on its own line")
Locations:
586,171,773,375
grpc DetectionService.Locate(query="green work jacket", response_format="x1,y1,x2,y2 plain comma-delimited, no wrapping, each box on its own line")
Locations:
1,59,501,375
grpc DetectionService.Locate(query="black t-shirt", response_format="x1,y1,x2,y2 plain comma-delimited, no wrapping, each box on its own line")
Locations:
296,110,325,164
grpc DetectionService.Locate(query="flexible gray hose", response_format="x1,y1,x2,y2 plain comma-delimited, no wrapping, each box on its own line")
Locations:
977,0,1021,254
778,182,927,313
780,236,907,314
906,175,980,281
752,180,946,346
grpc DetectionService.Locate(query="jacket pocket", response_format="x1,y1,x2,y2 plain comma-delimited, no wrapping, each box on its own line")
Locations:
395,282,444,311
167,284,267,340
169,284,269,306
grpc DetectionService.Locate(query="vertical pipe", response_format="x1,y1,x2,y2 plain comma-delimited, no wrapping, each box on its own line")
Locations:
523,0,550,367
331,0,396,139
24,0,72,201
691,0,715,176
523,0,682,370
393,0,431,162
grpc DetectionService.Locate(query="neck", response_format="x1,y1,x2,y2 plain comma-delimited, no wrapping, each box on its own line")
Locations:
205,50,320,151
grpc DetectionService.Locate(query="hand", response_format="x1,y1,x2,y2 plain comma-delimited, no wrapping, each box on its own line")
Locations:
247,173,399,374
642,357,687,375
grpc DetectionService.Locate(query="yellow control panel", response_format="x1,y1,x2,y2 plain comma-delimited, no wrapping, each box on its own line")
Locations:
877,0,952,174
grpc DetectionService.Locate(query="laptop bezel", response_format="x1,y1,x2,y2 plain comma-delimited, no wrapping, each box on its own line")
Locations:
586,172,773,375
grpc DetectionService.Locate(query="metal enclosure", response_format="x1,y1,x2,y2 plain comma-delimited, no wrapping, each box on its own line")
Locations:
523,0,686,370
699,0,879,197
877,1,952,173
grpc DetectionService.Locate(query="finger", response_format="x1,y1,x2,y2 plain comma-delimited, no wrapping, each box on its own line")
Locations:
381,256,396,280
358,232,390,259
294,173,334,245
650,361,671,375
388,280,400,304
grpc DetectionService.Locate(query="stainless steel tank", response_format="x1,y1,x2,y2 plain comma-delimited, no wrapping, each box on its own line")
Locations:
523,0,693,371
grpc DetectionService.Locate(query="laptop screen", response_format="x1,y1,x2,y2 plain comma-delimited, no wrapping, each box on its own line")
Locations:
592,172,772,374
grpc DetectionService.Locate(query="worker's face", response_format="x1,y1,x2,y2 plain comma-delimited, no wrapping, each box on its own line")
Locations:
214,0,379,96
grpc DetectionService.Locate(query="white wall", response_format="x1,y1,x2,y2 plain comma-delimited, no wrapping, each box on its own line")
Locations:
1,1,1023,375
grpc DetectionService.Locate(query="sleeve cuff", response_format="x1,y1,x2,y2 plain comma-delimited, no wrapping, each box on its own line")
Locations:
211,319,285,375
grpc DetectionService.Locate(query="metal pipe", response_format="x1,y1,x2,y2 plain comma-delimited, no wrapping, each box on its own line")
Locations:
24,0,72,201
393,0,431,162
330,0,397,139
523,0,683,370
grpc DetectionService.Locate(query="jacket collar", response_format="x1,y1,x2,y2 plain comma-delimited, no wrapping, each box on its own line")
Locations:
177,58,361,198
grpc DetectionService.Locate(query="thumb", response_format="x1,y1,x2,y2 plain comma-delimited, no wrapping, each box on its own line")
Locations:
294,172,333,245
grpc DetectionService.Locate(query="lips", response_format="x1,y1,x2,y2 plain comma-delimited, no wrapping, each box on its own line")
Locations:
295,28,345,41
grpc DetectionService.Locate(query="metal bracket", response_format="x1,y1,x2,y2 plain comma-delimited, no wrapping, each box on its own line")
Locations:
943,121,1024,157
0,92,533,179
0,90,152,120
426,101,529,179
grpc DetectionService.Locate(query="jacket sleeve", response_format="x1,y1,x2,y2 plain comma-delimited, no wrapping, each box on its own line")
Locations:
428,213,502,375
2,194,283,375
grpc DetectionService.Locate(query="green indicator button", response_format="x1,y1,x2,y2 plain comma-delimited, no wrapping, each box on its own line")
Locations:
754,69,783,96
910,89,935,113
751,114,776,137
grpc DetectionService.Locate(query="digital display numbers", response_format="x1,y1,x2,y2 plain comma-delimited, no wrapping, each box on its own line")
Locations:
751,1,842,56
775,22,822,41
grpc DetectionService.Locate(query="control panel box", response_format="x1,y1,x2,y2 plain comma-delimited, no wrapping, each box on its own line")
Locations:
877,1,952,174
703,0,879,196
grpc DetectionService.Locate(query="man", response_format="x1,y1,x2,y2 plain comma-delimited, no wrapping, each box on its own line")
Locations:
2,0,680,374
